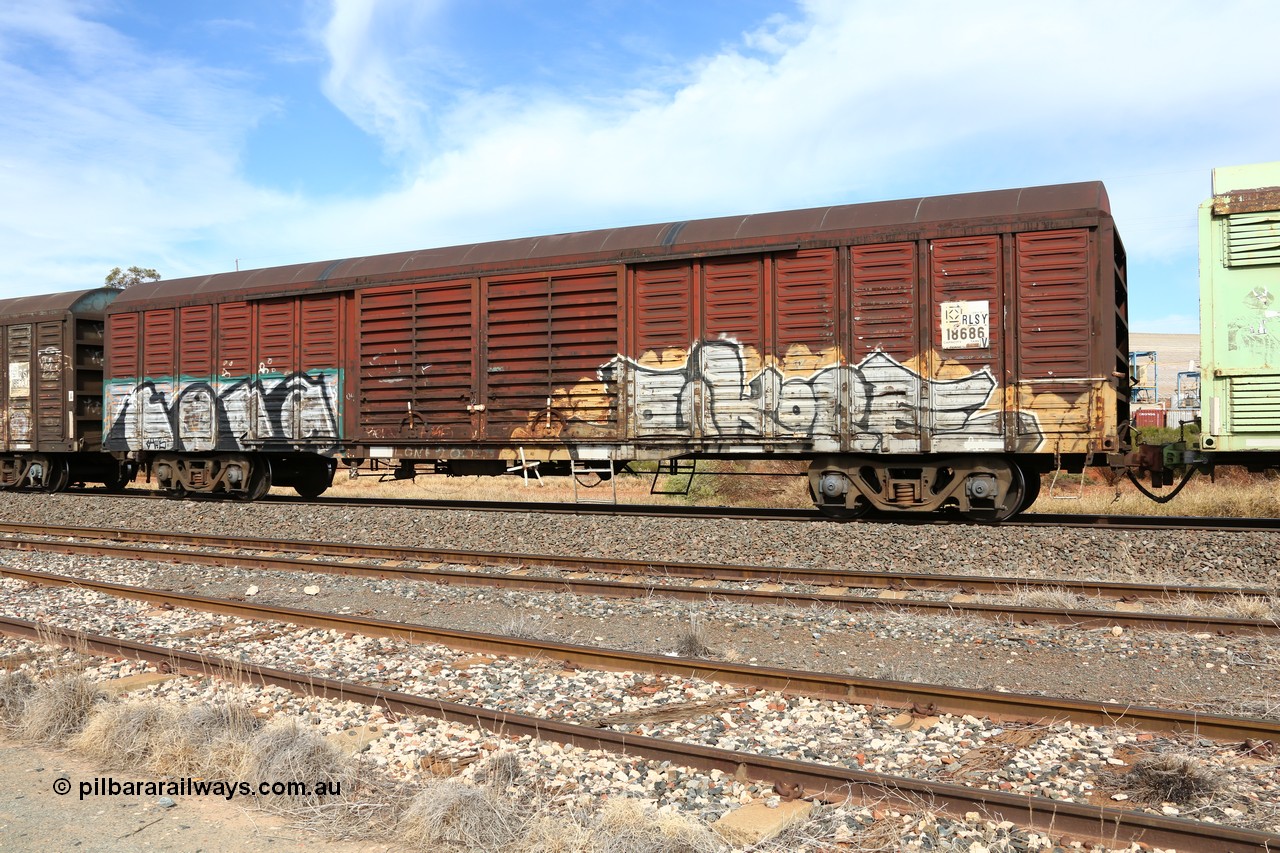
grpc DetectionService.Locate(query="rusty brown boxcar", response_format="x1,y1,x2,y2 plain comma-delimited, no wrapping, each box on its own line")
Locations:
102,181,1128,517
0,287,133,491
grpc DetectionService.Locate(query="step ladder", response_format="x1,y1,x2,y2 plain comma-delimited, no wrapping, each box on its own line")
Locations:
1046,449,1094,500
650,458,697,496
571,457,618,504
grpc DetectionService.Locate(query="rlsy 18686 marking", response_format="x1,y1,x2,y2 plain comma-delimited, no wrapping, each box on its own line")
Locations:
940,301,990,350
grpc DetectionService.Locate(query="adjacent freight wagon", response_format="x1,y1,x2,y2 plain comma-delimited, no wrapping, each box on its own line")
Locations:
0,287,132,491
1197,161,1280,456
100,182,1128,519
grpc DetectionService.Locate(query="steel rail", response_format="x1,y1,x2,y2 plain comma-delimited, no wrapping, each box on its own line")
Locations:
0,521,1265,603
0,615,1274,853
0,534,1275,637
0,533,1274,635
1,563,1275,744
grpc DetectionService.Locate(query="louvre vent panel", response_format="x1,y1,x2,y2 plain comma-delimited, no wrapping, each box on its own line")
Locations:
1226,213,1280,267
1230,376,1280,430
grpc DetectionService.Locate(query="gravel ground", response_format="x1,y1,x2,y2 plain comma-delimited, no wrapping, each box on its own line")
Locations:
6,546,1277,718
0,575,1277,836
0,635,1263,853
1,493,1278,849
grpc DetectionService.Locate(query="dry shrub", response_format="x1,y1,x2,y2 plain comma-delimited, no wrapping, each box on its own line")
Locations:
1124,753,1222,803
69,697,265,776
166,702,263,775
240,718,354,809
514,814,594,853
591,798,725,853
19,674,104,744
72,699,175,766
398,778,527,851
0,671,35,729
239,717,406,840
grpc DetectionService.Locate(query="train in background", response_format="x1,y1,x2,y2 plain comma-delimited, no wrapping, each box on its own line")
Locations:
0,162,1276,520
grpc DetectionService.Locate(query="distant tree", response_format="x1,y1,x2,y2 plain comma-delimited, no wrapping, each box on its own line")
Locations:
105,265,161,289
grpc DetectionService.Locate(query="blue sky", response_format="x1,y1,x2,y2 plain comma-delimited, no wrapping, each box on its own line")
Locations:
1,1,1277,332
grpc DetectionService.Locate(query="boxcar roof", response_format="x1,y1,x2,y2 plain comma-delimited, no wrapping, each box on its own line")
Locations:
0,287,120,321
111,181,1110,310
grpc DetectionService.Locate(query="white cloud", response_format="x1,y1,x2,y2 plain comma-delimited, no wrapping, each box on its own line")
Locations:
2,0,1278,308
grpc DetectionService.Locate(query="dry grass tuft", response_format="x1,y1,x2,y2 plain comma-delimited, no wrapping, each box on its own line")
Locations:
70,698,264,776
983,586,1092,611
72,699,176,766
397,778,527,850
167,701,263,775
499,615,545,640
19,674,104,744
240,718,354,809
1124,753,1223,803
1159,593,1280,621
514,814,594,853
0,670,35,729
238,717,407,840
591,798,725,853
674,610,713,659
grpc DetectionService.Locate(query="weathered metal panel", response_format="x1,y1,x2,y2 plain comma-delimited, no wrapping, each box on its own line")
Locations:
102,312,139,451
175,305,216,451
851,244,916,362
546,271,619,440
238,297,342,446
629,263,694,437
483,269,619,445
700,255,765,438
297,295,342,441
213,302,253,451
252,299,296,442
1014,230,1095,449
36,321,65,442
772,249,839,439
929,236,1004,451
5,324,32,449
850,243,921,453
357,280,477,442
140,309,176,450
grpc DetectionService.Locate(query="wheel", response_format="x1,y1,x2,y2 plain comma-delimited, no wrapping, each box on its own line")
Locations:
293,462,333,498
36,457,70,493
102,464,133,493
236,460,272,502
961,462,1025,523
1016,464,1042,513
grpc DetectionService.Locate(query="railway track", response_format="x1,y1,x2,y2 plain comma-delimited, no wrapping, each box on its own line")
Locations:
58,486,1280,532
2,561,1276,743
2,614,1276,853
0,523,1273,636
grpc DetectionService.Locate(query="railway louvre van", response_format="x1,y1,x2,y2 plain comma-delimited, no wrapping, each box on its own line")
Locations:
0,287,133,491
1198,161,1280,456
100,181,1128,518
